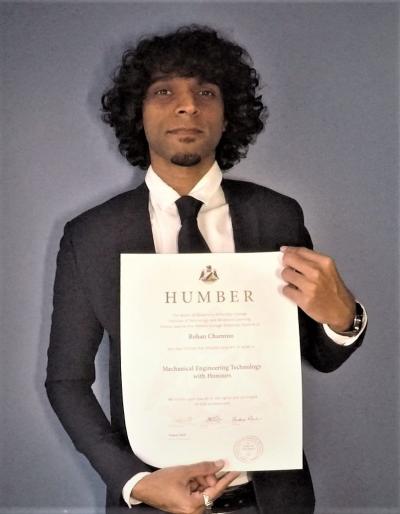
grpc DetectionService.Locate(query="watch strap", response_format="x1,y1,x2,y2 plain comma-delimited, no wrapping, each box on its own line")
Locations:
334,301,364,336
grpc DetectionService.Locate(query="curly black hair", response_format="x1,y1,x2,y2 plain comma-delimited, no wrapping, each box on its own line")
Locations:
101,25,267,170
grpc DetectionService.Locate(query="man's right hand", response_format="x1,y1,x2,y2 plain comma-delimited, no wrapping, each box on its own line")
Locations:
131,460,240,514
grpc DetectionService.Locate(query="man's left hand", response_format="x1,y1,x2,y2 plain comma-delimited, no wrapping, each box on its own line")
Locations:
280,246,355,332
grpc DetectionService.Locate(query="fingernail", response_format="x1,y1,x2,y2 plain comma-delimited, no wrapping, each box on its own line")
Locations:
214,459,224,467
280,246,288,252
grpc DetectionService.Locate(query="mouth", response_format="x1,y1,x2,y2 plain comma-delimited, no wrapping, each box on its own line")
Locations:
167,128,203,135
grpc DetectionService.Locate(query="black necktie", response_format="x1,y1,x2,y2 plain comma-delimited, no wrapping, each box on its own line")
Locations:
176,196,210,253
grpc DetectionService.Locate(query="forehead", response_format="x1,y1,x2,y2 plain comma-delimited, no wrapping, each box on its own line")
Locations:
148,73,219,87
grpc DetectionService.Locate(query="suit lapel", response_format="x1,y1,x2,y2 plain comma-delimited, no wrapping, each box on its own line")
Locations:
118,181,156,254
222,179,262,252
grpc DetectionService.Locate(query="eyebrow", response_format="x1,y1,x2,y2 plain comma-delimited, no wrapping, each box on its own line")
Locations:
148,74,170,85
148,75,218,87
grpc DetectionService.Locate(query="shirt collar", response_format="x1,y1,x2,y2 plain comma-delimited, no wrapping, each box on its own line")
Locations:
145,161,223,211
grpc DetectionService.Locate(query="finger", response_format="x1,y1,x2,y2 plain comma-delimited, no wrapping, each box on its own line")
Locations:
281,267,308,291
204,471,242,499
205,474,217,487
281,246,324,262
281,251,317,277
283,255,333,285
190,491,211,513
190,472,241,512
194,475,210,490
282,283,303,307
282,247,337,276
185,460,225,480
189,479,200,492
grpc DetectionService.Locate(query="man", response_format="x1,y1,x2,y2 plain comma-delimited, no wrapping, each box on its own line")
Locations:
46,25,366,514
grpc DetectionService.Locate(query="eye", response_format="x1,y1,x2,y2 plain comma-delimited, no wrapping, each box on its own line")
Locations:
154,88,171,96
198,90,215,97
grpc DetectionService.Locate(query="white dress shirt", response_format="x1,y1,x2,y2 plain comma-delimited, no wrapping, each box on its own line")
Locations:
122,162,367,506
146,161,234,254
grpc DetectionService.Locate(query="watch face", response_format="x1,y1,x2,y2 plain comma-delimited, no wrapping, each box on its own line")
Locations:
338,302,363,335
352,302,363,333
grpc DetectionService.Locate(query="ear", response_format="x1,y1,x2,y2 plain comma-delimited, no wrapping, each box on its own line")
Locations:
223,119,228,132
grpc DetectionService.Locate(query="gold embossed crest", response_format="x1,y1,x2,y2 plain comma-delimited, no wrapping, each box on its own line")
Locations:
199,265,219,283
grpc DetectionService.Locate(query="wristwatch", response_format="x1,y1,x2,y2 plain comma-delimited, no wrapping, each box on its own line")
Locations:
335,301,364,336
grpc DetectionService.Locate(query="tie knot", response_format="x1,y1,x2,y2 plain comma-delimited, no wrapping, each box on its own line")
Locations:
175,196,203,222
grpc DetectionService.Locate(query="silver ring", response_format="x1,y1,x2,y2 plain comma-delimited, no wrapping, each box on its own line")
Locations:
203,493,214,510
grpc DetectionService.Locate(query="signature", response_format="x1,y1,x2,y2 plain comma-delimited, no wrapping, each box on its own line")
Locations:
206,416,222,424
232,415,261,424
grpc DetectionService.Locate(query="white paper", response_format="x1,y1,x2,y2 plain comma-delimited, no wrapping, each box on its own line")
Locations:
121,252,302,471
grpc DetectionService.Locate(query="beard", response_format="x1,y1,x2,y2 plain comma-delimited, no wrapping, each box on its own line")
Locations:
170,153,201,167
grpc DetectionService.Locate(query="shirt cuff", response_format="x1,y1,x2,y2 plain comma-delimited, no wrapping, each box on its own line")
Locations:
323,302,367,346
122,472,151,507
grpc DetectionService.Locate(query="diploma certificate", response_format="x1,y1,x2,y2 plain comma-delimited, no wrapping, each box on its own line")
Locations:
121,252,302,471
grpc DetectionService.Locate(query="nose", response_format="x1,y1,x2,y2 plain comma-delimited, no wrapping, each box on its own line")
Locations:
174,92,199,116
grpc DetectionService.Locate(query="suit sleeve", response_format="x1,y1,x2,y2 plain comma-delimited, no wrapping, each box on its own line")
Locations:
292,203,366,371
45,223,153,505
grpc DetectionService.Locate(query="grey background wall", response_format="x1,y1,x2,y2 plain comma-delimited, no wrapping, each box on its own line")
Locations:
0,2,398,513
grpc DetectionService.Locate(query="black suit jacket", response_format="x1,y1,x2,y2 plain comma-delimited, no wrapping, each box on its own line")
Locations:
46,179,364,514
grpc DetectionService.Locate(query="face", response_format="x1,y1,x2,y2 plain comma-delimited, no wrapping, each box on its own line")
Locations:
142,75,225,170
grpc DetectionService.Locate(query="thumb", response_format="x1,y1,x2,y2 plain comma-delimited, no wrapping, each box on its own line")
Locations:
185,460,225,479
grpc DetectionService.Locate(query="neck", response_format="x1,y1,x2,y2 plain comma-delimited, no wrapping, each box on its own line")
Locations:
150,156,215,195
